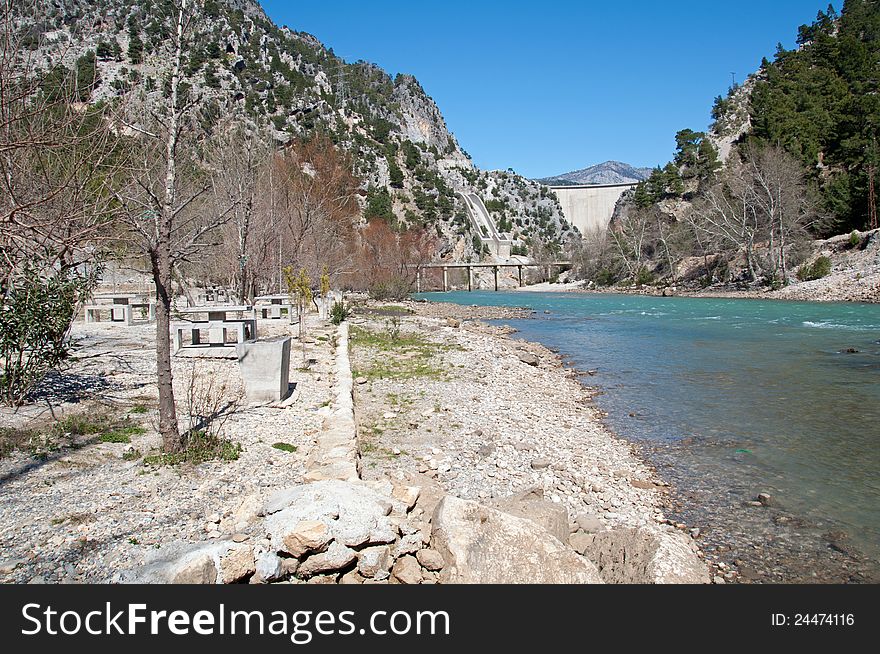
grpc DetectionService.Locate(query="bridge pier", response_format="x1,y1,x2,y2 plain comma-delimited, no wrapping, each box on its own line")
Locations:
517,265,523,287
467,266,473,292
416,270,421,293
493,266,498,292
442,266,448,292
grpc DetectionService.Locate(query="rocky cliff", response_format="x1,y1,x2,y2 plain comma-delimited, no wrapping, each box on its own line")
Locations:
24,0,575,261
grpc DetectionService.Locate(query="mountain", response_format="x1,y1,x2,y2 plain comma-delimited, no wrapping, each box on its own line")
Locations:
24,0,576,258
537,161,653,186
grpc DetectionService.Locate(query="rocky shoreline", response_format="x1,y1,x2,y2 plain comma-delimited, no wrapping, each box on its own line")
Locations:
0,299,712,585
512,228,880,304
350,301,712,583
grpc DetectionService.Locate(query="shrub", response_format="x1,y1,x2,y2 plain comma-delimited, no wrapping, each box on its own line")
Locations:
0,265,99,406
634,267,655,286
144,430,241,466
368,276,413,301
797,255,832,281
330,300,351,325
849,230,861,248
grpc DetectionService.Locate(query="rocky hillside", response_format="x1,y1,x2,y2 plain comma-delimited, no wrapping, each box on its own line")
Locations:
24,0,575,261
537,161,651,186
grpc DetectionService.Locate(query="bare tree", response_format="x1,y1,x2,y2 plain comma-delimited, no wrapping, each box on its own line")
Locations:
688,144,817,284
268,135,359,283
209,123,271,302
689,161,762,282
0,0,128,404
609,206,654,282
0,0,122,288
115,0,233,453
739,144,817,283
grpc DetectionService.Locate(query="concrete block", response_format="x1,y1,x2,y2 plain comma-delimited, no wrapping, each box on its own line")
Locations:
236,337,291,402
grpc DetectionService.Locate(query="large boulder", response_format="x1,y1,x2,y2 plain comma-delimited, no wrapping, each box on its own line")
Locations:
430,496,603,584
491,487,570,545
578,528,710,584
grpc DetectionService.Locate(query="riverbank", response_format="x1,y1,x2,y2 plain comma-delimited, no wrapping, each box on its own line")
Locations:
418,290,880,583
513,228,880,304
350,300,712,583
0,302,710,584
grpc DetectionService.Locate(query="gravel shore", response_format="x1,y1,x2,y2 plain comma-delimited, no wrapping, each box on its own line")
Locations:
0,301,707,584
349,303,703,566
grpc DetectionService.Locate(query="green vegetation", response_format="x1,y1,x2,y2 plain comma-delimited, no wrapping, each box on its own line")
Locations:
271,442,298,453
746,1,880,233
330,300,351,325
797,255,832,281
0,410,148,459
365,186,394,223
350,326,459,381
849,230,862,247
99,425,146,444
0,263,98,406
144,430,241,466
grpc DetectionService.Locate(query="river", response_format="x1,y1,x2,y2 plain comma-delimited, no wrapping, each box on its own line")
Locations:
418,290,880,583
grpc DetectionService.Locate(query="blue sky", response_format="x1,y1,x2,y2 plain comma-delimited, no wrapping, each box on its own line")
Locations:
261,0,839,179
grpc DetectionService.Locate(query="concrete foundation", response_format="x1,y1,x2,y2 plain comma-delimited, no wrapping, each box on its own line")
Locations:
236,337,291,403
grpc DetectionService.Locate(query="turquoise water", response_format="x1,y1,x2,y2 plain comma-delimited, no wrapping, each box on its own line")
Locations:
419,291,880,580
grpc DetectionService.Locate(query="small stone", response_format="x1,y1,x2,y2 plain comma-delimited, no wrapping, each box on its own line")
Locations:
0,559,25,574
392,485,421,510
231,533,249,543
207,513,221,524
340,570,365,585
477,444,495,457
173,554,217,584
298,542,357,577
355,377,368,385
383,412,397,420
254,551,285,583
757,493,772,507
415,549,444,571
575,513,603,534
517,352,539,366
630,479,656,490
393,533,423,558
569,532,594,555
391,555,422,584
530,459,551,470
280,520,332,557
220,546,255,584
357,546,392,578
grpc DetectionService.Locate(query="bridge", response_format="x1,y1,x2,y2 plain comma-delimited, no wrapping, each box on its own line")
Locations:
549,182,638,234
412,261,572,292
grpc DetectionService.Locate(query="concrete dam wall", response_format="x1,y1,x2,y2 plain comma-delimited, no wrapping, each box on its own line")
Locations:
550,183,637,234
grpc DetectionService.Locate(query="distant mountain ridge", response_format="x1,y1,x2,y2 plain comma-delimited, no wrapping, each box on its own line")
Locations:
537,161,652,186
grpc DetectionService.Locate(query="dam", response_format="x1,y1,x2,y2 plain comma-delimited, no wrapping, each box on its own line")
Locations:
549,182,638,234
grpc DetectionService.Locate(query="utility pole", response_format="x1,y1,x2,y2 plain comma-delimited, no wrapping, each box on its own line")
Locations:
730,72,737,89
